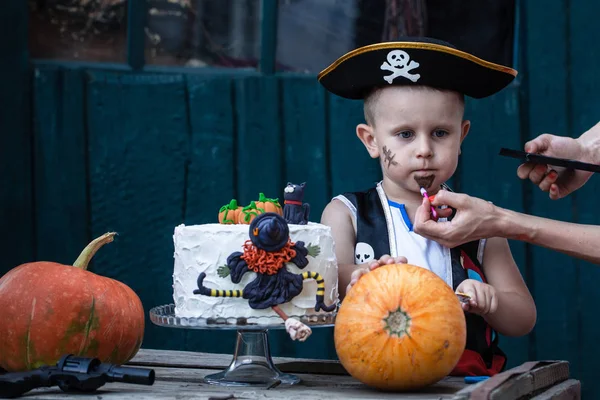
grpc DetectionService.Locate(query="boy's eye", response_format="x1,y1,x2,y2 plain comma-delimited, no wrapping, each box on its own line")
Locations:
397,131,413,139
433,130,448,138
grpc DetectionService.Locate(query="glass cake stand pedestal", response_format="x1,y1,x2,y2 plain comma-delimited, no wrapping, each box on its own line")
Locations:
149,304,337,387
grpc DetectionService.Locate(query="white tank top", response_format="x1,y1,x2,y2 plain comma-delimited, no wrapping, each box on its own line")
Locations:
386,199,452,287
333,192,453,288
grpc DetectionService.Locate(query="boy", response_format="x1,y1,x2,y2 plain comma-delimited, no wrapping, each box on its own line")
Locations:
318,37,536,376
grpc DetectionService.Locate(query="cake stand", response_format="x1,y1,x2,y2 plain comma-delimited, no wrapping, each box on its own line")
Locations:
149,304,337,387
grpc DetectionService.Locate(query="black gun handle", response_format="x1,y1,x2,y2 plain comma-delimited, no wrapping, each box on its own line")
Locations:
0,370,49,398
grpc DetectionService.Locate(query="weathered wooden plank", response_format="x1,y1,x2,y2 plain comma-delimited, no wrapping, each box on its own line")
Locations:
280,76,336,360
487,361,569,399
524,0,579,373
328,94,381,197
281,76,329,218
233,76,298,358
32,67,89,265
234,76,282,204
0,0,33,276
182,76,238,354
19,368,467,400
459,85,530,368
129,348,347,375
568,3,600,400
530,379,581,400
453,361,574,400
86,72,189,350
184,76,236,225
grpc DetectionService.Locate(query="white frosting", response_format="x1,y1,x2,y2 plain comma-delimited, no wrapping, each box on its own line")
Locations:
172,222,339,319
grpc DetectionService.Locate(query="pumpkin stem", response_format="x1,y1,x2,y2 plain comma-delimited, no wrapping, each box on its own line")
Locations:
73,232,117,270
383,307,411,338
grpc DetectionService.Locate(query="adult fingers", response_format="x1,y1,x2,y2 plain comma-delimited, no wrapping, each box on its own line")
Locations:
527,164,550,185
549,184,563,200
538,170,558,192
517,162,536,179
436,207,453,218
524,133,553,154
429,190,467,209
414,197,433,223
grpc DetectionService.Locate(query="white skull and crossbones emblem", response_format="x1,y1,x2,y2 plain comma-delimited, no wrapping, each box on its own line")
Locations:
380,50,420,84
355,242,375,264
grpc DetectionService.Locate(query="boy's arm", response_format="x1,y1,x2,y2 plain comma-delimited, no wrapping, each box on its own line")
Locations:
320,199,364,300
480,236,537,337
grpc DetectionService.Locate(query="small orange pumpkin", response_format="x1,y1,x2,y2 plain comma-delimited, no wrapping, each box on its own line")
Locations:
334,263,466,391
237,201,263,224
255,193,283,215
218,199,242,224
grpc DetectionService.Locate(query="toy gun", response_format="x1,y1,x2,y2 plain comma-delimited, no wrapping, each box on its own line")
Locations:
0,354,155,398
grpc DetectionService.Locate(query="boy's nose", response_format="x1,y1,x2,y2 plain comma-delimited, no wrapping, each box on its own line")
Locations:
416,138,433,158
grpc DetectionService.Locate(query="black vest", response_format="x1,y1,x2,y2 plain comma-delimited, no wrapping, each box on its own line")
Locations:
340,184,506,376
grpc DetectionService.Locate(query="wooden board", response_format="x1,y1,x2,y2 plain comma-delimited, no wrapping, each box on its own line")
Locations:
129,348,347,375
279,75,336,359
86,71,189,350
234,76,282,203
0,0,33,276
184,76,236,225
567,3,600,400
523,0,580,377
328,94,381,197
459,85,530,368
10,349,579,399
281,76,329,218
32,66,90,265
182,75,239,354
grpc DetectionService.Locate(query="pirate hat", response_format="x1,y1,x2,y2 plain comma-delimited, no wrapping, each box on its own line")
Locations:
317,37,517,100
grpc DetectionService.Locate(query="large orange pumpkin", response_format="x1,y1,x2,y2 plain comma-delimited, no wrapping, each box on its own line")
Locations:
334,263,466,391
0,233,145,372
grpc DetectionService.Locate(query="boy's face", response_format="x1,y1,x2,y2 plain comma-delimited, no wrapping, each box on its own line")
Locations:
358,86,470,195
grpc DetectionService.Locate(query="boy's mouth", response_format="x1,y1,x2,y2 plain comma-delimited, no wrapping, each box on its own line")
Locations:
414,175,435,188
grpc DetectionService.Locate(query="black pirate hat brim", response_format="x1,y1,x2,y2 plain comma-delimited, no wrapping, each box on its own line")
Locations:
317,41,517,100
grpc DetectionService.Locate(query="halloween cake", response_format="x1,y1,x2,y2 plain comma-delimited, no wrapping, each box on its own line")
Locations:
172,183,339,337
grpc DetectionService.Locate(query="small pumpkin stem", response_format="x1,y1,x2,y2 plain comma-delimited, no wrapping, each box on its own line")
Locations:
383,307,411,338
73,232,117,270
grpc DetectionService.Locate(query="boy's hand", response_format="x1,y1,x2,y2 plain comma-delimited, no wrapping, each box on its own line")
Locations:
345,254,408,295
455,279,498,316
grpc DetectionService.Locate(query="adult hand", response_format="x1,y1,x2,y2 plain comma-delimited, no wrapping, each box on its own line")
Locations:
413,190,497,248
517,133,594,200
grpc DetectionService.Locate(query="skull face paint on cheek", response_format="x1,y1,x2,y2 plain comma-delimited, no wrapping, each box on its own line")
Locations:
414,175,435,189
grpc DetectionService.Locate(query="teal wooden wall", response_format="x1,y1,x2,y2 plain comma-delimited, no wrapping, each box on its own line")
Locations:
1,0,599,397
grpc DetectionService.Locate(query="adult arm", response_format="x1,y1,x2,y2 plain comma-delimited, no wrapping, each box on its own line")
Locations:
413,190,600,265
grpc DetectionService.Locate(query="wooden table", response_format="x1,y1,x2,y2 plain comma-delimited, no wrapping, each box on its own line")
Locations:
13,349,580,399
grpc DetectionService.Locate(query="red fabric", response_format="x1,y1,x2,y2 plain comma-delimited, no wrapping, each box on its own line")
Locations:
450,349,506,377
460,249,487,282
